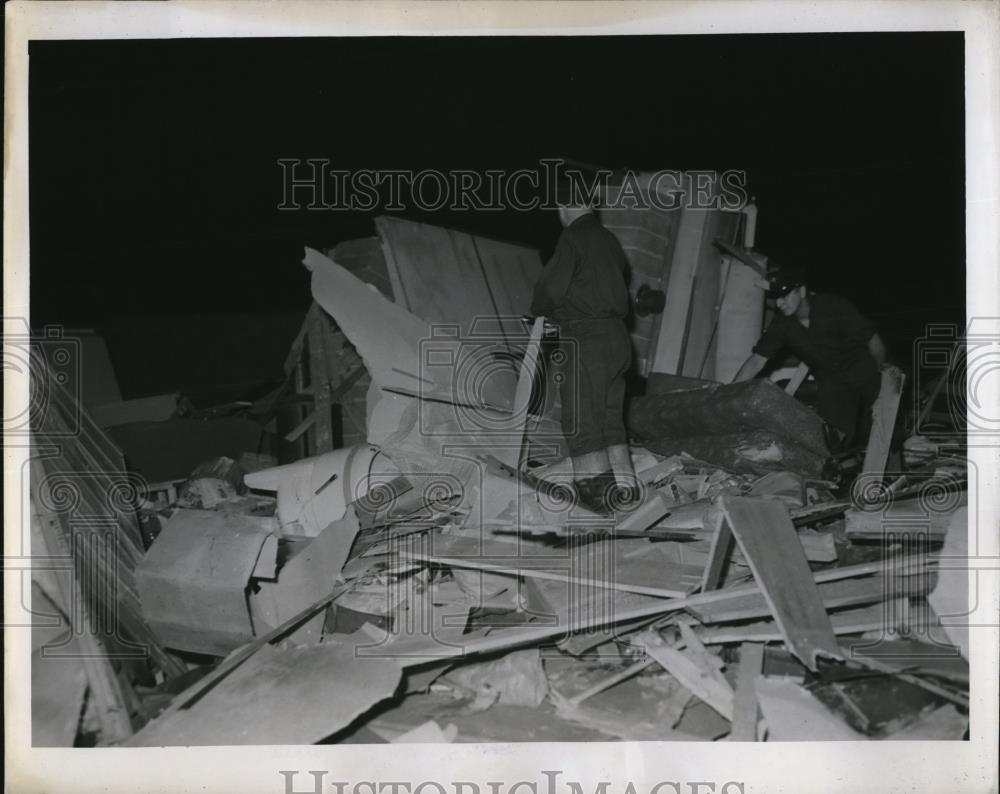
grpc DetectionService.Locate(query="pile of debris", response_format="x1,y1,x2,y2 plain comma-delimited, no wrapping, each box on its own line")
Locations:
122,250,968,745
30,215,970,746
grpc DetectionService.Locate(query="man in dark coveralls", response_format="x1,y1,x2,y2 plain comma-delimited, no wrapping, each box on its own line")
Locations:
732,268,888,451
530,194,636,507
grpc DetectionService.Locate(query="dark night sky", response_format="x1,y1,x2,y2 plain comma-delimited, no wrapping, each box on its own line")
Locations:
29,33,965,360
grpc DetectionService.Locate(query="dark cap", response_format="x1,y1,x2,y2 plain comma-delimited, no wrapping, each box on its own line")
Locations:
765,267,806,298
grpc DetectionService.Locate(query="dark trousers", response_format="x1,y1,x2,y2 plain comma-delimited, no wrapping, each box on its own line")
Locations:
816,366,882,450
558,317,631,458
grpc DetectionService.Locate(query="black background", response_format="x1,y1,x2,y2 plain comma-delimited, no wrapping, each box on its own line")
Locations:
28,33,965,396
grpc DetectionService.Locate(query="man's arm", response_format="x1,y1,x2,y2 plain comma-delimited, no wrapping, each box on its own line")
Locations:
868,332,888,367
732,352,768,383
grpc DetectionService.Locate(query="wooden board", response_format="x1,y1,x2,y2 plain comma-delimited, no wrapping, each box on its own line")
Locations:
720,496,841,669
698,601,901,645
128,642,403,746
755,676,862,741
650,205,710,375
336,553,933,670
861,366,905,478
375,216,541,329
639,629,734,721
690,572,921,624
251,509,361,643
730,643,765,741
398,533,703,599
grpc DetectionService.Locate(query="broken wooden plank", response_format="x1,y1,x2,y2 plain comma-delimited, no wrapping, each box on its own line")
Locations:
352,553,935,669
638,630,734,721
615,490,672,532
720,496,841,669
566,659,656,707
755,676,863,740
730,643,765,741
861,365,905,479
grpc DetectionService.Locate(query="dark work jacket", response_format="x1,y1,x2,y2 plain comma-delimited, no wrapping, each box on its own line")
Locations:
530,213,629,322
753,292,878,383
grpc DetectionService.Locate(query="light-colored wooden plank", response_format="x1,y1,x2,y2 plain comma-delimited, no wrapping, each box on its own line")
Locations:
649,205,711,374
862,366,905,477
639,630,734,721
698,600,902,645
755,676,862,741
731,642,765,741
720,496,842,669
784,362,811,396
127,643,403,746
